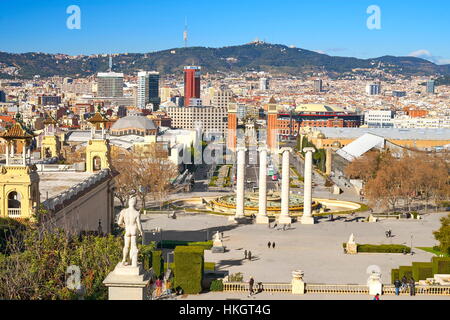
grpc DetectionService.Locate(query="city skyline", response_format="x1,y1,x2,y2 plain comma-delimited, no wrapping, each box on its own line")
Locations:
1,0,450,65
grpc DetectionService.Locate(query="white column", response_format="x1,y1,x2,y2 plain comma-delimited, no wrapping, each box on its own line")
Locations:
256,147,269,224
301,147,316,224
22,144,26,166
278,147,292,224
10,144,14,157
231,147,247,222
5,143,9,165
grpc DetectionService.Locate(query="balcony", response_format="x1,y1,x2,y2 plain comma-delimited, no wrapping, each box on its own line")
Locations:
8,208,21,217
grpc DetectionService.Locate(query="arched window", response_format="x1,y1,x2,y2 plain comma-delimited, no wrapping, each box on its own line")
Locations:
93,156,102,171
8,192,21,208
8,191,21,217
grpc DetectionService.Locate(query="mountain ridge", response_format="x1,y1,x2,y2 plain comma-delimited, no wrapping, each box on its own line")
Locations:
0,42,449,79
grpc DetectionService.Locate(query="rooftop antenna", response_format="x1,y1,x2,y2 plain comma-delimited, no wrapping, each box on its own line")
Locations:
109,55,113,72
183,17,188,48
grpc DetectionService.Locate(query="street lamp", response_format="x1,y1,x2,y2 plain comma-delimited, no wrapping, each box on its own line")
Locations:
410,234,414,255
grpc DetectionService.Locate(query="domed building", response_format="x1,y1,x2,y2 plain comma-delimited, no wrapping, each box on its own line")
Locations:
110,115,157,137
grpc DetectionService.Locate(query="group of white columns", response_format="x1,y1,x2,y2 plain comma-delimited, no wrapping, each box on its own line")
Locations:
5,143,31,166
231,145,316,225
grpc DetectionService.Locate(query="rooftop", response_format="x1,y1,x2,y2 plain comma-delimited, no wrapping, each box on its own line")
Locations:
315,127,450,141
39,171,95,202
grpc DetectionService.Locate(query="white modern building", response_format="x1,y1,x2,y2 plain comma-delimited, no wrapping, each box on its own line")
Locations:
163,106,228,133
364,110,394,128
259,78,269,91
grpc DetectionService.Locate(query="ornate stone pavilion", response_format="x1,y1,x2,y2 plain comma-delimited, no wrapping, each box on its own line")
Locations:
0,116,116,234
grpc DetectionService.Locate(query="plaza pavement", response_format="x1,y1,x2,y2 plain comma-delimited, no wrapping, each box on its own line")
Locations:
142,211,449,285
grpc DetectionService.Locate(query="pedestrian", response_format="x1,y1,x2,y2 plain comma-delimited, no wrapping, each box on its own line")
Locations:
283,224,286,231
248,277,255,297
244,250,247,259
272,242,276,249
273,223,277,229
394,279,402,296
401,275,408,291
409,277,416,296
267,241,271,249
373,293,380,301
248,251,252,261
155,277,163,298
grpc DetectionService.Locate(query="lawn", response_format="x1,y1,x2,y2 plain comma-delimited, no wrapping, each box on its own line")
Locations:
416,247,449,257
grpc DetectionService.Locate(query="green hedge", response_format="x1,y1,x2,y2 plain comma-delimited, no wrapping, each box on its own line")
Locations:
152,250,164,278
357,244,411,253
391,269,400,284
432,257,450,275
157,240,213,250
343,243,411,253
412,262,433,281
165,261,215,274
139,245,154,271
210,279,223,292
174,246,204,294
399,266,413,280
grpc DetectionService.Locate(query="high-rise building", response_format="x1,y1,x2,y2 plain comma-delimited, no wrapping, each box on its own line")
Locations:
426,80,435,94
259,77,269,91
314,79,323,92
97,72,124,97
137,71,160,109
184,66,201,106
365,82,381,95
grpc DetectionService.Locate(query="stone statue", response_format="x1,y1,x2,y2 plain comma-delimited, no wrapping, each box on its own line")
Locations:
213,231,221,242
118,197,143,267
348,233,355,244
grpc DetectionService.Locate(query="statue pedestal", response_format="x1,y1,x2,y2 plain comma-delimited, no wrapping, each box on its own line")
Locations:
103,262,151,300
301,215,315,225
278,216,292,225
346,243,357,254
291,270,305,295
256,215,269,224
367,273,383,296
212,239,225,253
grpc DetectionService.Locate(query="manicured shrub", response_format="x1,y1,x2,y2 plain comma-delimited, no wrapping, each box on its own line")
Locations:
139,244,155,271
432,257,450,275
158,240,213,250
356,244,411,253
187,241,213,250
152,250,164,278
391,269,400,284
174,246,204,294
412,262,433,280
204,262,216,272
210,279,223,292
399,266,413,280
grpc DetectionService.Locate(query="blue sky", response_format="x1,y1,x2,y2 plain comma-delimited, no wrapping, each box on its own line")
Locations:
0,0,449,63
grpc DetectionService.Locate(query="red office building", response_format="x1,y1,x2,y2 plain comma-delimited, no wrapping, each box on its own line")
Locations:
184,66,201,106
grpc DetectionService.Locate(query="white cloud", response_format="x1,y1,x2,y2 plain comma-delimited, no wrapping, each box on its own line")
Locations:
408,49,450,65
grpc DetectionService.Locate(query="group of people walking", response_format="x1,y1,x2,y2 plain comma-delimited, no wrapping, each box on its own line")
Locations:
244,250,252,261
394,276,416,296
